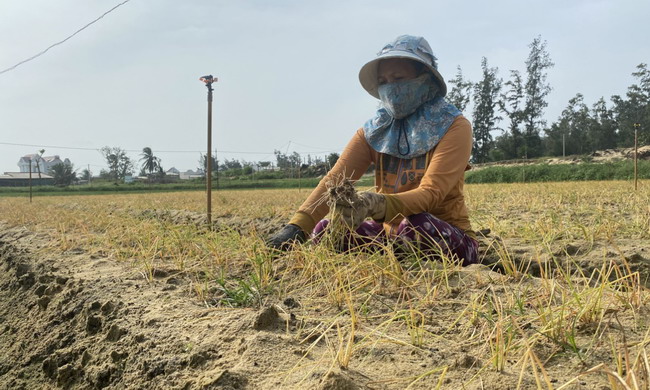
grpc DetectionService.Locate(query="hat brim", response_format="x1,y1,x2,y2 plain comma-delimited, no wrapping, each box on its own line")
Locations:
358,50,447,99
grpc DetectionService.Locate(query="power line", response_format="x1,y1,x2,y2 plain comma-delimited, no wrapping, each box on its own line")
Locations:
0,141,102,152
0,0,131,76
288,140,340,154
0,141,342,156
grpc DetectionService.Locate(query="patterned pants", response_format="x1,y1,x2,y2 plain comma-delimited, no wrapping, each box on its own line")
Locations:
313,213,479,266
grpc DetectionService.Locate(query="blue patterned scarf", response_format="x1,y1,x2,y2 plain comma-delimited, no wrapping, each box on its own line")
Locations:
363,96,461,159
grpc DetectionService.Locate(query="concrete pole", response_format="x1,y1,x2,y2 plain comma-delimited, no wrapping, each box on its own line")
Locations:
634,123,640,191
200,75,218,229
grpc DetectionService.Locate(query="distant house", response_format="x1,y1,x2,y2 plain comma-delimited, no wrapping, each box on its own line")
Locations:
180,170,204,180
18,154,72,174
166,167,180,175
164,167,203,180
165,167,180,180
0,172,54,187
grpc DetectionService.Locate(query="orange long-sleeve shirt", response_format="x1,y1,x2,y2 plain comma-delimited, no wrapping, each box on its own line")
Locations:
289,116,474,237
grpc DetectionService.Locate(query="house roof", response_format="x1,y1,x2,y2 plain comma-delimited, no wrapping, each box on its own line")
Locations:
1,172,54,179
19,155,65,163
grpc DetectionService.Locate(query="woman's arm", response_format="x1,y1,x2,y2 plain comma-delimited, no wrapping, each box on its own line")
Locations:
289,129,375,233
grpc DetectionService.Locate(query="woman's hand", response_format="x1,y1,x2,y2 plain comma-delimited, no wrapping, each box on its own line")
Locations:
267,224,306,251
334,192,386,230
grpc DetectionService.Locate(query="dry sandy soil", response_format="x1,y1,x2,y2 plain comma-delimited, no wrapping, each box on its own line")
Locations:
588,146,650,163
1,214,649,389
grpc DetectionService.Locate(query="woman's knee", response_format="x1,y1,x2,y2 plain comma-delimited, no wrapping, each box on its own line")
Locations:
396,213,443,239
396,213,478,265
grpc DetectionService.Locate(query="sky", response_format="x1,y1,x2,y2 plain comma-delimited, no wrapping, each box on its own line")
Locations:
1,0,648,175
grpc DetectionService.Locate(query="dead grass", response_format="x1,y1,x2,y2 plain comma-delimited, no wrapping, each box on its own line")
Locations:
1,180,649,388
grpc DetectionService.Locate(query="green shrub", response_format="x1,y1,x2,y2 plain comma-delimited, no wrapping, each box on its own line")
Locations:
466,160,650,183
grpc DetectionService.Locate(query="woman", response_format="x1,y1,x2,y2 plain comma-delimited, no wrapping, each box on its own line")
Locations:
268,35,478,265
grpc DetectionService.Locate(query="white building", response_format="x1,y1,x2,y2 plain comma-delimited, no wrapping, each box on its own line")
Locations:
18,154,72,173
166,167,203,180
180,169,204,180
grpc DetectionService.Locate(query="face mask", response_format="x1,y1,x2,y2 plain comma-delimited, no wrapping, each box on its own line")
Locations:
378,74,438,119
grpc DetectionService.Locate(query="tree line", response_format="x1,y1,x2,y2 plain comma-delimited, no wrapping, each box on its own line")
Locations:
87,147,342,183
198,150,341,179
450,36,649,163
29,147,174,186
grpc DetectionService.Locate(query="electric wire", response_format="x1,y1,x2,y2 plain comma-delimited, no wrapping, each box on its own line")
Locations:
2,139,342,172
0,0,131,75
0,141,342,156
286,140,336,154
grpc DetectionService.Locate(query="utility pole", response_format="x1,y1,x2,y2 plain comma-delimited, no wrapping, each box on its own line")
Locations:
214,149,219,190
200,75,218,228
298,156,302,193
634,123,640,191
28,158,33,203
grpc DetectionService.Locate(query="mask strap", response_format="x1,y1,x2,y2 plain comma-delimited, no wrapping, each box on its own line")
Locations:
397,119,410,156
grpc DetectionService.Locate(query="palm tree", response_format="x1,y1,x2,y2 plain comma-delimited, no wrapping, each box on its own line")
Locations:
34,149,45,179
80,168,92,181
140,147,161,176
49,163,77,186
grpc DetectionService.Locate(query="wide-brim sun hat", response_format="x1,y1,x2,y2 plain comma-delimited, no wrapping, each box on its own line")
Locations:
359,35,447,99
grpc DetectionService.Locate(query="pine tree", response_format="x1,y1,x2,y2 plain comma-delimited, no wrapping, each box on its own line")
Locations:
590,98,617,151
545,94,591,156
447,66,473,112
498,70,525,159
471,57,502,163
523,36,554,158
612,63,650,146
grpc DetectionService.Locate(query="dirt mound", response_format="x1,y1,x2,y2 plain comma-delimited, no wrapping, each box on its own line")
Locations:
132,209,284,237
473,145,650,169
547,145,650,165
591,145,650,161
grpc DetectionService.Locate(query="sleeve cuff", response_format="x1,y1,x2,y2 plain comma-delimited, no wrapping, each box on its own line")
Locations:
288,211,317,235
383,195,405,224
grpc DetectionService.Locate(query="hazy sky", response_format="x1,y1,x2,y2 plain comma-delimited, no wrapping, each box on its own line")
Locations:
1,0,648,174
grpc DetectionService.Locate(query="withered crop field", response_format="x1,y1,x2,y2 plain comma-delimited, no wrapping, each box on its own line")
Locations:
1,180,649,389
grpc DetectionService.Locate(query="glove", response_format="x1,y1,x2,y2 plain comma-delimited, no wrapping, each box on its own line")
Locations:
267,224,307,250
333,192,386,230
